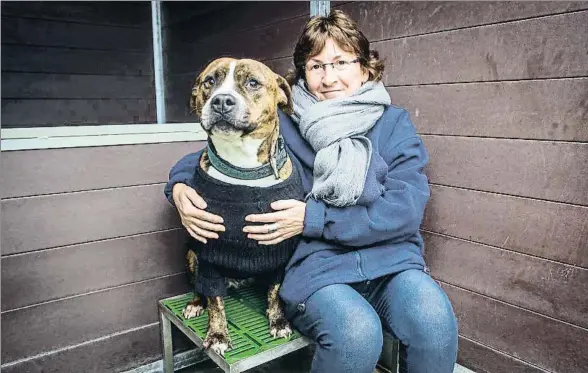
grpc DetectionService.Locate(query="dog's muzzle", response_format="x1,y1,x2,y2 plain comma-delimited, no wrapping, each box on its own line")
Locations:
202,93,249,132
211,94,235,115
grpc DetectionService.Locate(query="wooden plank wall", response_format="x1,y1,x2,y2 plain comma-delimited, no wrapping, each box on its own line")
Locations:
1,1,156,128
0,141,206,372
333,2,588,373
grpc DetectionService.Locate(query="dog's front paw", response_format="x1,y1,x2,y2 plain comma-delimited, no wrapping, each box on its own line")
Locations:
182,304,205,319
203,331,231,356
269,316,293,339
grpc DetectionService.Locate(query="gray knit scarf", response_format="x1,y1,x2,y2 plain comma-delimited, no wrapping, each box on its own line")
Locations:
291,79,391,207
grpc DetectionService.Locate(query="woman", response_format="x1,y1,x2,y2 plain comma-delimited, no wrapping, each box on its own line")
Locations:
165,10,458,373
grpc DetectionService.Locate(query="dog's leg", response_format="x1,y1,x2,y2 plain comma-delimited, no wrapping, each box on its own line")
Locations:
203,296,231,356
267,283,292,339
182,293,206,319
185,249,198,286
182,249,206,318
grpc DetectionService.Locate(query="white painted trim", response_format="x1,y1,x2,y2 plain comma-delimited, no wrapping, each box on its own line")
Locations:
310,0,330,17
151,0,167,124
1,123,208,151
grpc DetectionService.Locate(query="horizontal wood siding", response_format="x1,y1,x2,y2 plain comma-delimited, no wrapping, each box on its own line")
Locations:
1,141,203,371
423,232,588,328
423,136,588,205
1,325,199,373
1,274,189,363
347,2,588,372
1,184,181,255
388,79,588,141
0,2,155,127
422,185,588,267
1,229,189,311
0,142,204,198
443,283,588,373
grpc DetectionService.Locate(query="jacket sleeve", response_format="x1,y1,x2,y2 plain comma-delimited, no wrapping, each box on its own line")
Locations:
163,149,203,207
302,110,430,247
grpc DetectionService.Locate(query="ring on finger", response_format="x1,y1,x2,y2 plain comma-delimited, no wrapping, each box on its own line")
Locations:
267,223,279,233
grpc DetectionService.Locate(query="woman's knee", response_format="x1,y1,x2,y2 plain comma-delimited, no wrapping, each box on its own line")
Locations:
380,270,458,350
292,284,384,358
334,305,383,354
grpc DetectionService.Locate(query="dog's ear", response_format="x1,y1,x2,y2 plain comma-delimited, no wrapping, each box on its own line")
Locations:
189,73,204,118
275,74,293,115
189,85,198,115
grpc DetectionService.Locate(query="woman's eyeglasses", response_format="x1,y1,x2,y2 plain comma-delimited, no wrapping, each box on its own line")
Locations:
305,58,361,76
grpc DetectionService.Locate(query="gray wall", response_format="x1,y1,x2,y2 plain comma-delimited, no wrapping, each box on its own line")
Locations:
1,1,156,128
333,2,587,373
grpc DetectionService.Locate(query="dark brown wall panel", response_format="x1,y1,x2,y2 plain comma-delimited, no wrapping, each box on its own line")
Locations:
1,17,151,51
1,273,190,364
458,337,547,373
0,2,151,28
1,99,156,127
424,232,588,328
1,73,154,99
164,2,232,27
444,283,588,373
1,45,152,75
341,1,588,42
168,16,306,74
168,1,309,43
166,73,197,123
390,78,588,141
1,184,181,255
265,57,294,78
2,229,189,311
423,136,588,205
1,324,200,373
423,185,588,267
377,11,588,85
1,142,204,198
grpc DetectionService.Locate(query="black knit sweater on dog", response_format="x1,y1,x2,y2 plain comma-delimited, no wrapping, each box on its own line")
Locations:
190,165,304,297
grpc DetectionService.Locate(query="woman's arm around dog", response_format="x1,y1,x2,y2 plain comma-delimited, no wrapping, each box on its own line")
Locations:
164,150,225,243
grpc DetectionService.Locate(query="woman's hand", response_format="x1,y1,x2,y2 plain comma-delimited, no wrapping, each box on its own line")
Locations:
172,183,225,244
243,200,306,245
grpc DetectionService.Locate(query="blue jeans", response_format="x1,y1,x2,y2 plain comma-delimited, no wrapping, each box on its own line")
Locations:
286,269,458,373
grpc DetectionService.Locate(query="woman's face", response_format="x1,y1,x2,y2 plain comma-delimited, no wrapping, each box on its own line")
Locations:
304,38,369,101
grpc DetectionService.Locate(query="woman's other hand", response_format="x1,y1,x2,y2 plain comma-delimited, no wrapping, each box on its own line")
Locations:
172,183,225,244
243,200,306,245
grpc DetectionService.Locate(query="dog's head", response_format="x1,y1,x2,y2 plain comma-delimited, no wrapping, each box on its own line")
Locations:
190,58,292,136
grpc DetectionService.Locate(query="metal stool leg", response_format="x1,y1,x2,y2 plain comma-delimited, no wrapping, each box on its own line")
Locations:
378,333,399,373
160,309,174,373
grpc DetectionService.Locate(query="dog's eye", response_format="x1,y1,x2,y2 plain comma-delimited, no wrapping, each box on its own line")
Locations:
203,76,215,89
246,79,261,89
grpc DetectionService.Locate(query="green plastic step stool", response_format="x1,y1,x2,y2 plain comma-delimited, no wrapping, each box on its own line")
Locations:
158,285,313,373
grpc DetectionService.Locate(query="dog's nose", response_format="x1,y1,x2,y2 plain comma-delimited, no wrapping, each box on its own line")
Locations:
211,94,236,114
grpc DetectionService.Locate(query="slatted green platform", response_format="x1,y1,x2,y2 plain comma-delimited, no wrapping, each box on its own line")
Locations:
158,285,312,373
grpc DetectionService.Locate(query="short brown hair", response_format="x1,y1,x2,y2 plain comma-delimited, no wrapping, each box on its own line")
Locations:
286,9,384,86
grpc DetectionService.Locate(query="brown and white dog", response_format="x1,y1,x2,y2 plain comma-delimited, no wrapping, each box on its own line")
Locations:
182,57,300,356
